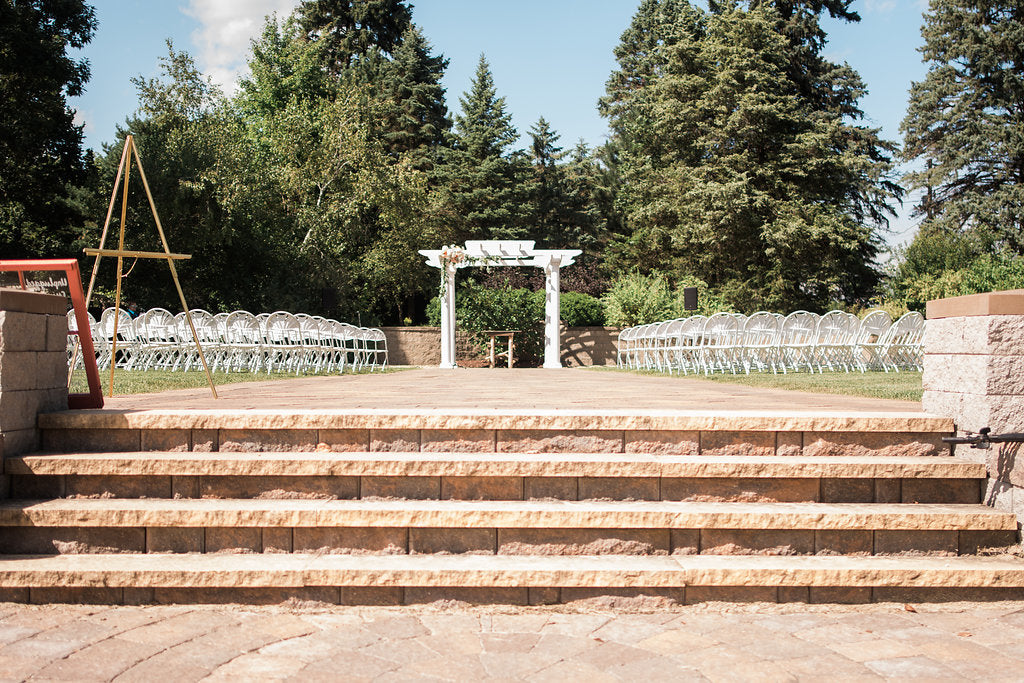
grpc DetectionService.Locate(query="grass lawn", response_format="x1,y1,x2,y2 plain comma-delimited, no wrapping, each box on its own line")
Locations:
69,367,401,396
598,367,922,402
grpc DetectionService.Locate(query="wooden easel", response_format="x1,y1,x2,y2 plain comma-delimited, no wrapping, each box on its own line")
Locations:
82,135,218,398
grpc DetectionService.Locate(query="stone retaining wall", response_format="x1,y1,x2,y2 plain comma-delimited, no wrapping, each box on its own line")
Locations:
381,326,620,367
0,289,69,494
923,289,1024,525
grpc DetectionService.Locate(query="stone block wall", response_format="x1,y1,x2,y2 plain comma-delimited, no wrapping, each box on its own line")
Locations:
381,326,620,367
0,289,69,475
922,290,1024,523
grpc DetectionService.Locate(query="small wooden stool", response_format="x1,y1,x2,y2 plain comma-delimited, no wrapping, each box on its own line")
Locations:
484,330,517,368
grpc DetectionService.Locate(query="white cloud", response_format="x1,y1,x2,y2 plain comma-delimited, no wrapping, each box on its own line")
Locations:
183,0,298,93
864,0,897,14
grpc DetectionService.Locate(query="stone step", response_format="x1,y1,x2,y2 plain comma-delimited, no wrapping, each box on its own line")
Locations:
36,409,951,457
2,499,1014,556
3,552,1024,605
5,452,985,503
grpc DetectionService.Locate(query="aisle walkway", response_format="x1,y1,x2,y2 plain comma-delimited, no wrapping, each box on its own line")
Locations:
97,367,922,413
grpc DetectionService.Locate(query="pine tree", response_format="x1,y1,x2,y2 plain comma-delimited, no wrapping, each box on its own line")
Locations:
434,55,527,241
603,0,899,311
901,0,1024,252
523,119,604,253
378,25,451,169
0,0,97,258
296,0,412,75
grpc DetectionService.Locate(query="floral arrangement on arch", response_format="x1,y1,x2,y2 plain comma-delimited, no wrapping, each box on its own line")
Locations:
435,244,500,298
438,244,467,269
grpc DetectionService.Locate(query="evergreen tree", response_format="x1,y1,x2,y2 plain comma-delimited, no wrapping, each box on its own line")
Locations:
901,0,1024,252
524,120,604,253
435,55,527,241
378,25,451,169
296,0,412,75
0,0,97,258
603,0,899,311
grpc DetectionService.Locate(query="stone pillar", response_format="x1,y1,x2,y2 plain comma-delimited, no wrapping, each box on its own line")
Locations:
543,256,563,369
923,289,1024,519
0,289,69,493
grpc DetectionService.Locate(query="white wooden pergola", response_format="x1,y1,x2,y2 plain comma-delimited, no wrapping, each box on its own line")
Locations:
419,240,582,369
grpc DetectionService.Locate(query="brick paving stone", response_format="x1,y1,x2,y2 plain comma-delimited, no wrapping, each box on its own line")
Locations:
526,658,620,683
536,614,611,638
362,615,431,640
203,653,303,681
417,631,484,657
862,654,961,678
828,637,923,662
588,614,678,644
398,655,490,681
573,640,660,670
529,632,602,661
695,659,799,682
479,650,562,679
481,613,552,634
31,637,158,682
297,649,398,679
416,613,483,636
768,653,878,680
634,628,718,655
478,631,541,653
358,636,439,667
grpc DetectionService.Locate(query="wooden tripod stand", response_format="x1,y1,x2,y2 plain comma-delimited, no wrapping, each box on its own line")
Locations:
82,135,218,398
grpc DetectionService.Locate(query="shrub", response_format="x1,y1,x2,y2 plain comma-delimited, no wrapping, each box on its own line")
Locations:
601,272,676,326
560,292,606,327
427,283,544,365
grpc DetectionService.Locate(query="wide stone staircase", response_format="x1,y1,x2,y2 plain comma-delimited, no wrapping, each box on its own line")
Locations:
3,408,1024,605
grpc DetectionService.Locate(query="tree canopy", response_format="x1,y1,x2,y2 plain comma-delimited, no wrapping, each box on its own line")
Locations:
0,0,97,258
601,0,900,311
901,0,1024,252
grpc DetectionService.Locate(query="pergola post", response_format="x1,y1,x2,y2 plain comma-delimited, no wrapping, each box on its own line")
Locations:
439,263,457,368
543,255,563,369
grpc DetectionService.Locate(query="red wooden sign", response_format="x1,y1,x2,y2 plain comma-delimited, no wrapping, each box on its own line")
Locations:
0,259,103,409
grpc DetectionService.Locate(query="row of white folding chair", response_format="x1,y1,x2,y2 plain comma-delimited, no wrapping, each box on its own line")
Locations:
618,310,922,375
83,308,388,373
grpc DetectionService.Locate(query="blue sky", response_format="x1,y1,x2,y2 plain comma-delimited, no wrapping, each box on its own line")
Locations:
70,0,931,245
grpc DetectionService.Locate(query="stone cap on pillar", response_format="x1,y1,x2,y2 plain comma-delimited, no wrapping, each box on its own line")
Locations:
926,289,1024,319
0,287,67,315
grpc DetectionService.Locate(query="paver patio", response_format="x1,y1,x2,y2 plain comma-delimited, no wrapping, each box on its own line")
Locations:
95,367,922,412
3,600,1024,681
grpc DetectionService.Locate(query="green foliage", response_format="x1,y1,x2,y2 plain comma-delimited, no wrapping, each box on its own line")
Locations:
296,0,412,74
602,272,677,326
889,252,1024,312
433,55,529,242
0,0,98,259
602,0,899,312
560,292,606,327
427,282,545,365
901,0,1024,251
378,25,451,169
